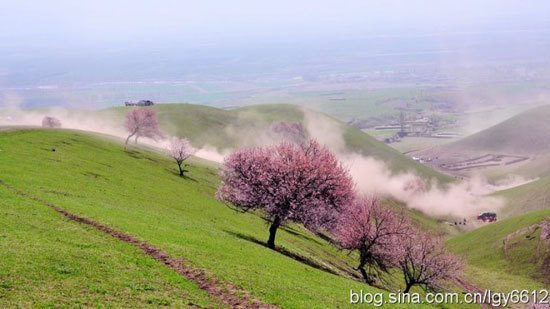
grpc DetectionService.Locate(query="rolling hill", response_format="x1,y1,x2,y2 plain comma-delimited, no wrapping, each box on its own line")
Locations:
442,105,550,155
410,104,550,220
0,128,465,308
99,103,452,183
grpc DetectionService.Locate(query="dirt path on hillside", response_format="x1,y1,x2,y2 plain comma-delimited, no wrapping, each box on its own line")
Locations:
0,179,277,309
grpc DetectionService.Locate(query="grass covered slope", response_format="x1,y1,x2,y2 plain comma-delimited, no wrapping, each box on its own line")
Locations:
102,103,451,183
447,209,550,291
444,104,550,155
0,186,216,307
491,177,550,218
1,129,434,308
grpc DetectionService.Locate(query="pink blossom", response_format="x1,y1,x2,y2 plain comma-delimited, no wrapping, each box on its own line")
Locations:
334,197,409,283
217,139,355,249
124,108,163,145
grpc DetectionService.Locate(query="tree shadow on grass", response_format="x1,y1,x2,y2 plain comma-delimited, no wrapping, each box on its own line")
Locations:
224,230,347,278
254,218,326,247
167,170,199,182
313,231,337,245
279,226,326,247
82,171,108,180
125,150,161,164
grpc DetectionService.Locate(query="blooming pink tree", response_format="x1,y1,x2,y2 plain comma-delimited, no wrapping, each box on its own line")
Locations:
169,138,196,177
335,197,409,284
216,140,355,249
42,116,62,128
397,232,462,293
124,108,163,146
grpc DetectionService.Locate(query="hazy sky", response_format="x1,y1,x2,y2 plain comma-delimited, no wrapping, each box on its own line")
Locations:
2,0,550,91
1,1,550,107
1,0,549,49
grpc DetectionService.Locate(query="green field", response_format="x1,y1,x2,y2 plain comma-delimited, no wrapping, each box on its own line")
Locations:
388,137,455,154
362,129,399,137
1,129,458,308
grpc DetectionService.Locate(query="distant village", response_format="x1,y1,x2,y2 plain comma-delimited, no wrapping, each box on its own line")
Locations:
375,109,460,144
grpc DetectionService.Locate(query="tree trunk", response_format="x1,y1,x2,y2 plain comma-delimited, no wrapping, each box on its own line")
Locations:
134,135,139,144
358,249,373,284
358,265,370,284
125,132,135,145
267,216,281,249
403,282,413,293
178,163,184,176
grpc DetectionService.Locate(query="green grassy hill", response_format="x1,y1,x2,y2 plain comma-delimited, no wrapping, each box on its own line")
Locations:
447,209,550,292
444,104,550,155
101,103,451,183
0,185,217,307
1,129,465,308
491,177,550,218
429,105,550,208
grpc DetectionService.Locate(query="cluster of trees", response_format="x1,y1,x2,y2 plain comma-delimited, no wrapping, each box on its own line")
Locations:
335,197,461,292
217,139,461,293
125,108,195,177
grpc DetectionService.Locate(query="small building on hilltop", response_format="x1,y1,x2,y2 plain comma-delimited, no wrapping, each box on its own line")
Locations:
125,100,154,107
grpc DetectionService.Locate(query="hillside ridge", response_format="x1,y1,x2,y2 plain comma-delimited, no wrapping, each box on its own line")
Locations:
102,103,452,183
445,104,550,154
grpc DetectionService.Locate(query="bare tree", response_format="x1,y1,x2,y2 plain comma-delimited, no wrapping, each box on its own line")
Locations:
169,138,196,177
397,232,462,293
